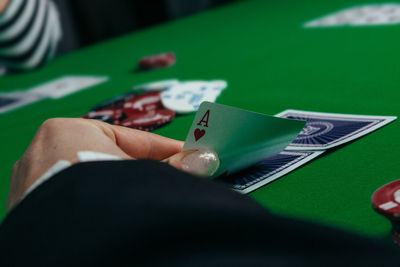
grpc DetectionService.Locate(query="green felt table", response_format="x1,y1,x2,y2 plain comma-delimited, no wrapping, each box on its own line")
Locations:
1,0,399,239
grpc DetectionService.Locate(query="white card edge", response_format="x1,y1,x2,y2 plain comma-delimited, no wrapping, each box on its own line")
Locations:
302,4,399,28
276,110,397,151
0,93,45,114
235,150,325,194
275,109,397,121
29,75,109,97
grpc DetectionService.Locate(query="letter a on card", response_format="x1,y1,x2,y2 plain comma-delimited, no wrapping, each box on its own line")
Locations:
197,109,210,127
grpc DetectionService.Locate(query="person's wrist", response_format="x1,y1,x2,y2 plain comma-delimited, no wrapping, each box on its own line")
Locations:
0,0,10,15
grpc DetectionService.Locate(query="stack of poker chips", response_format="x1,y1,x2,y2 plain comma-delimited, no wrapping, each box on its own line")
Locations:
81,79,227,131
371,180,400,244
82,91,175,131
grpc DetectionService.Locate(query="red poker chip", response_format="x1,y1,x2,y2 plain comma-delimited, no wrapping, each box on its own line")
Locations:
371,180,400,220
123,92,163,116
82,107,124,122
131,125,160,132
120,109,175,129
91,92,135,111
138,52,176,70
81,115,119,125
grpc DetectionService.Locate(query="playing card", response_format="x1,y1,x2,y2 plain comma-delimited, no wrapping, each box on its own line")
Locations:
305,4,400,27
132,79,180,92
222,150,324,194
276,110,397,150
29,76,108,99
183,102,306,177
161,81,226,114
0,91,44,114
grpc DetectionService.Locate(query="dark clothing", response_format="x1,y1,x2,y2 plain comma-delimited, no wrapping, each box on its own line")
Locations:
0,160,398,266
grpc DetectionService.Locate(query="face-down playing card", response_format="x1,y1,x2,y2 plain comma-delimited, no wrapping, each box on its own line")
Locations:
222,150,324,194
304,4,400,27
29,76,108,99
0,91,44,114
183,102,306,177
275,110,397,151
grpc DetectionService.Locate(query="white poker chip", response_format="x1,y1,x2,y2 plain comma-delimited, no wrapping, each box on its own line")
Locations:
209,80,228,91
161,81,224,114
132,79,180,92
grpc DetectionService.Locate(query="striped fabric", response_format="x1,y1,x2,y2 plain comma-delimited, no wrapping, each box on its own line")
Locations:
0,0,62,71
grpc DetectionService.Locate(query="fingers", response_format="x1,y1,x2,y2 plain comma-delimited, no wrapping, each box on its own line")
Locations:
93,120,220,175
6,118,186,212
162,150,197,171
163,149,220,176
106,123,184,160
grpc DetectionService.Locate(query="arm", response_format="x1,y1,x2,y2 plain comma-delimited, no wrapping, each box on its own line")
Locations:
2,118,399,266
7,118,185,210
0,0,10,14
7,118,218,211
2,156,399,266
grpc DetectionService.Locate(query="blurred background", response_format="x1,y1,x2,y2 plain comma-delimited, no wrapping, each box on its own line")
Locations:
53,0,239,55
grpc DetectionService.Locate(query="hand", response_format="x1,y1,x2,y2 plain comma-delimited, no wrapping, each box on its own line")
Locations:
7,118,184,211
0,0,10,14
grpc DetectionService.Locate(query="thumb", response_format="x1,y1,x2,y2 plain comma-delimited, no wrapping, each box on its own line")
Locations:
163,149,220,177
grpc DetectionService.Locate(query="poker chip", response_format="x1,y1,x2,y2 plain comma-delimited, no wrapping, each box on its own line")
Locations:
160,81,225,114
91,92,135,111
81,113,119,125
371,180,400,244
82,107,124,121
88,116,118,125
132,79,180,92
123,92,163,116
82,78,228,131
120,109,175,130
138,52,176,70
372,180,400,218
209,80,228,91
83,91,174,130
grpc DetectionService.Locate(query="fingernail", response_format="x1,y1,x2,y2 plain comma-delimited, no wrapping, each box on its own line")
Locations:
180,149,220,176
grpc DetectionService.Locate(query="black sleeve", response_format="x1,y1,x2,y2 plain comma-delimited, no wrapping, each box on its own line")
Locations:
0,160,398,266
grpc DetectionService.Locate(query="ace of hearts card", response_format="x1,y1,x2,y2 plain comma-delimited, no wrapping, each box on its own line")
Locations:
183,102,305,177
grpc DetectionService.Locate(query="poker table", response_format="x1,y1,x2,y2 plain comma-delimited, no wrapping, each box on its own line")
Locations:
1,0,399,239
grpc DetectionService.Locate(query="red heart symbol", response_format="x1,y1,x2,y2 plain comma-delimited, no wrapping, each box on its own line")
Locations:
194,128,205,141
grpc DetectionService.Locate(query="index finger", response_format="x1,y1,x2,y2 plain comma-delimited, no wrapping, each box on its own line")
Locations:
109,124,184,160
